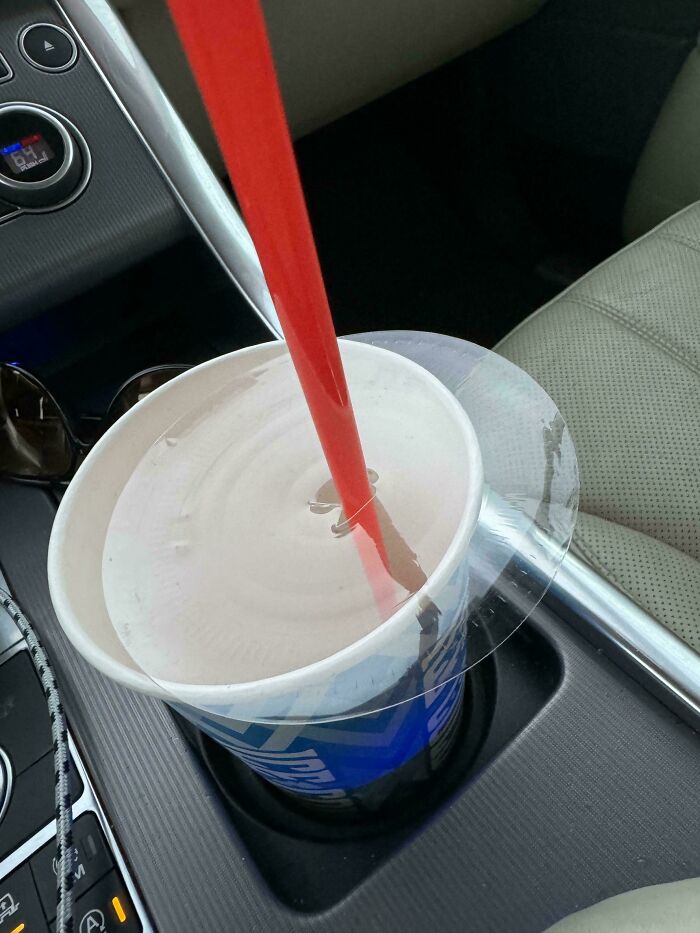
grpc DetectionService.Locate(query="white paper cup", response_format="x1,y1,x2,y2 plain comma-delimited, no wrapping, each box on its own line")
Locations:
49,340,483,811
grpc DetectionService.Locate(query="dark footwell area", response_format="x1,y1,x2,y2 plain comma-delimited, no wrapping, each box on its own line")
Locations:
295,58,567,348
294,1,693,347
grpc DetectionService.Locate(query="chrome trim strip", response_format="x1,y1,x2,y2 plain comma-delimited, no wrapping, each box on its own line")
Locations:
547,546,700,721
0,747,12,826
54,0,282,338
70,732,154,932
481,497,700,723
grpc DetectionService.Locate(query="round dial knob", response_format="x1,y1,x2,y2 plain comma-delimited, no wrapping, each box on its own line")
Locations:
0,103,84,209
0,746,11,824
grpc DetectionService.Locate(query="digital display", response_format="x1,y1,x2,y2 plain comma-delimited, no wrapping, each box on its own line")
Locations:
1,133,55,176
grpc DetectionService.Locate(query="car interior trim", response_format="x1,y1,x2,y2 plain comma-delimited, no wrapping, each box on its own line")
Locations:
0,103,75,193
476,493,700,726
0,51,13,85
538,532,700,727
0,103,91,217
54,0,282,338
18,21,79,73
0,747,12,826
0,638,153,930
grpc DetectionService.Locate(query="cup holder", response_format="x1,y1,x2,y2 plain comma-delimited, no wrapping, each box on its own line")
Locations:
175,622,561,912
197,654,495,842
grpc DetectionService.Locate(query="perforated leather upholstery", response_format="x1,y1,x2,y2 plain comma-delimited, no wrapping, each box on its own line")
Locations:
497,203,700,651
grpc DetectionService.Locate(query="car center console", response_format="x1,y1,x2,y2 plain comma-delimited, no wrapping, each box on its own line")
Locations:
1,568,150,932
0,0,196,335
0,2,699,933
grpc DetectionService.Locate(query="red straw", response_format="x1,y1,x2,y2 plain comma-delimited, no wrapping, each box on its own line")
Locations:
166,0,393,612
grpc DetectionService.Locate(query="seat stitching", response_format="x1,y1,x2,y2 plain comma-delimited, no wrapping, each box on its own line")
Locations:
567,295,700,380
495,200,700,352
658,231,700,256
568,294,699,371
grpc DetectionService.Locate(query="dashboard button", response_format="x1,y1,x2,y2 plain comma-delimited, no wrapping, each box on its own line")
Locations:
19,24,78,73
0,864,49,933
0,104,85,210
49,872,141,933
31,814,113,921
0,652,52,775
0,54,12,85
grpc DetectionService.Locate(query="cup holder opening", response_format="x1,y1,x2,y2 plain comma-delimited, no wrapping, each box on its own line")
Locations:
175,622,561,913
197,655,495,842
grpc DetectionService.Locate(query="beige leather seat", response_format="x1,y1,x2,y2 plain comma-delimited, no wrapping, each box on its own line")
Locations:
496,202,700,653
546,877,700,932
116,0,545,166
624,44,700,241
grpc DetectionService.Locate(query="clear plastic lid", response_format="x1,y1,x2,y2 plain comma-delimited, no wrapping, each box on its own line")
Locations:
101,333,579,723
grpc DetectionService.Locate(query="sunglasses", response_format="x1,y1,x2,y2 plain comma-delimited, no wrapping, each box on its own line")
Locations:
0,363,191,484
